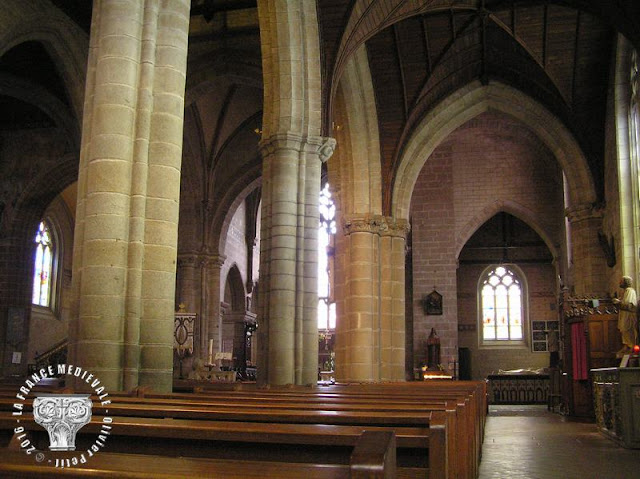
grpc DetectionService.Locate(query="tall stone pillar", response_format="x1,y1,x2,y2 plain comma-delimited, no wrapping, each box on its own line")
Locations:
380,219,409,380
206,254,225,357
69,0,190,392
566,203,608,296
335,215,408,382
176,254,200,316
257,135,335,385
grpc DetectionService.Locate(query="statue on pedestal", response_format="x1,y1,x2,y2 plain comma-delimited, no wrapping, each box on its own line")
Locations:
613,276,638,357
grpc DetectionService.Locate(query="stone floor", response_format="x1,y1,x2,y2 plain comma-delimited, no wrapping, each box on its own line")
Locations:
478,405,640,479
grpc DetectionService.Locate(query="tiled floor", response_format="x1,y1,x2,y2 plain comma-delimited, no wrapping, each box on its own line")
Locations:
478,405,640,479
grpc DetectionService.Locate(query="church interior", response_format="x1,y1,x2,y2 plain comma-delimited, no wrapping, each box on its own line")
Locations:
1,0,640,477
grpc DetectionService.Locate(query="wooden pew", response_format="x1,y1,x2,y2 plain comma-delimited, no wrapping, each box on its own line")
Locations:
151,381,483,479
0,429,396,479
100,389,466,479
0,410,440,479
0,379,485,479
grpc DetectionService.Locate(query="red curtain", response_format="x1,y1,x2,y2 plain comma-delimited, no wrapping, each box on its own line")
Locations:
571,322,588,380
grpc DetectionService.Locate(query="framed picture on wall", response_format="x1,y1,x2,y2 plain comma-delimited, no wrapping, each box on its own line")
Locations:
422,290,443,315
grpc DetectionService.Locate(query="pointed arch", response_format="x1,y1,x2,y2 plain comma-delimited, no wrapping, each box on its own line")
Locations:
392,81,596,220
224,264,246,313
455,199,560,262
0,3,88,124
333,44,382,216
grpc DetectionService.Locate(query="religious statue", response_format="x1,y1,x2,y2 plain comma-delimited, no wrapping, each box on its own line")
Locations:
426,328,441,369
613,275,638,356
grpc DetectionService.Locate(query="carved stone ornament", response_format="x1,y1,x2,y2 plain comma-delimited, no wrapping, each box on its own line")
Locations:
342,215,410,237
565,202,603,223
259,133,336,163
33,394,92,451
317,137,336,163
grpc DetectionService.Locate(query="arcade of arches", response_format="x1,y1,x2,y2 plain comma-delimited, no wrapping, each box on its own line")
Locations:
1,0,640,392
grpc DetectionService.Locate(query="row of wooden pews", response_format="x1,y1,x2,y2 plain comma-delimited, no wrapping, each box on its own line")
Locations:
0,378,486,478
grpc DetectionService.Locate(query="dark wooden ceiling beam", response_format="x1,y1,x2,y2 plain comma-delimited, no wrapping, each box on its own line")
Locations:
188,26,260,43
429,14,481,81
191,0,257,20
421,17,433,76
481,10,488,85
483,0,639,49
450,8,457,40
392,24,409,119
542,1,548,69
571,10,581,105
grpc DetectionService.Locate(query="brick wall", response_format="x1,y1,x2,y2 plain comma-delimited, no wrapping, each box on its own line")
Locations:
410,111,565,378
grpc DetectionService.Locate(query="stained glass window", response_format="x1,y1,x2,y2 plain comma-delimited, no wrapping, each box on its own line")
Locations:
480,266,523,342
318,183,336,330
32,221,53,307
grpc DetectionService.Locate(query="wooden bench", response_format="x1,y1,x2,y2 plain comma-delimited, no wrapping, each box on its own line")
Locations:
0,379,486,479
0,429,396,479
102,390,467,479
0,401,445,478
155,381,484,478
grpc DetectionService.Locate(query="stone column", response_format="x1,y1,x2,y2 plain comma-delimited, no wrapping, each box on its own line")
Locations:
380,218,410,380
335,215,408,382
257,134,335,385
206,254,225,357
566,203,608,296
69,0,190,392
176,254,200,316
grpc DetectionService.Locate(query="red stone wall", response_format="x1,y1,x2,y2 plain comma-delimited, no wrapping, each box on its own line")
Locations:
410,111,564,378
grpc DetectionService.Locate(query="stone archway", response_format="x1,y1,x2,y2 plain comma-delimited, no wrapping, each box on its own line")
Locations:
221,264,251,370
393,81,596,220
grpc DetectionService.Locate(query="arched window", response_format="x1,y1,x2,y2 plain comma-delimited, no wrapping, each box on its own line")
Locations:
32,221,53,307
318,183,336,331
479,265,526,346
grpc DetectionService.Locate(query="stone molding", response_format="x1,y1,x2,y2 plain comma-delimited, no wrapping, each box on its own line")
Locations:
565,203,604,223
259,133,336,162
177,252,226,268
342,214,410,237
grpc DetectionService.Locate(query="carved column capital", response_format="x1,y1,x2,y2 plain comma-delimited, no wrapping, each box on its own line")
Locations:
381,217,411,238
565,203,603,223
201,253,226,269
342,215,383,235
258,133,336,163
178,252,226,269
177,253,199,268
342,215,410,237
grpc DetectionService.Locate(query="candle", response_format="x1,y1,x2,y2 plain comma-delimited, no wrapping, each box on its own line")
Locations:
208,339,213,365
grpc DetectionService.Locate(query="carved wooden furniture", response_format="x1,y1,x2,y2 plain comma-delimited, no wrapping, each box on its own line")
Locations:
561,294,622,417
487,372,549,404
592,367,640,448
